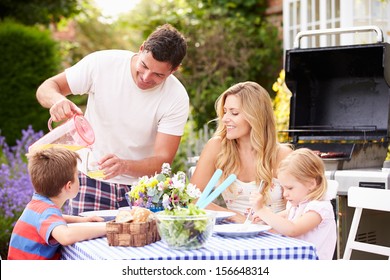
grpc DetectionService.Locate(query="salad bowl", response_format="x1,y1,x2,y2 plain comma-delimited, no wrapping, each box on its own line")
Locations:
155,206,216,250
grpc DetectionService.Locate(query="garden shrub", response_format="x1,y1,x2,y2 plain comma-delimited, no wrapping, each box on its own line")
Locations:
0,20,60,145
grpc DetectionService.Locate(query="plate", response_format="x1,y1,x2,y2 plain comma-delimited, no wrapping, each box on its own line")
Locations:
79,210,118,222
68,222,106,227
205,210,236,222
117,208,235,222
213,224,271,237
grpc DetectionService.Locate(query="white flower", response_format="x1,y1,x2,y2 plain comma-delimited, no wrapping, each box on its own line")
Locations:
162,193,171,209
161,163,171,176
171,175,185,192
186,183,201,198
176,171,186,183
128,162,202,210
140,175,149,181
157,181,165,191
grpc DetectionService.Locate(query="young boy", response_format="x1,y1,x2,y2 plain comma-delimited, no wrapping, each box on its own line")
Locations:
7,147,106,260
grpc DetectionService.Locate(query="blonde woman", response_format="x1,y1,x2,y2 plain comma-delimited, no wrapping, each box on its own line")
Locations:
190,81,292,223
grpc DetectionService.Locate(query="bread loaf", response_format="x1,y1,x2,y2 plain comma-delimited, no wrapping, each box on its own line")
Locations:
130,207,153,223
115,207,153,223
115,210,134,223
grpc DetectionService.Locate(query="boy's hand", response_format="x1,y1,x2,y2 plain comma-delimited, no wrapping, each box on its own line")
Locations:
83,216,105,222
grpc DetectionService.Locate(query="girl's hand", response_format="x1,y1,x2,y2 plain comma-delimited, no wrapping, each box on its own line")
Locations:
252,215,265,224
249,193,266,211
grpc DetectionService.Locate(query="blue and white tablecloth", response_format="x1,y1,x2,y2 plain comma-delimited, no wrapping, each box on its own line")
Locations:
61,232,318,260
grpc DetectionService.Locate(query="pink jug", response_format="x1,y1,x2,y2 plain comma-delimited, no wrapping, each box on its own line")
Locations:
28,114,95,153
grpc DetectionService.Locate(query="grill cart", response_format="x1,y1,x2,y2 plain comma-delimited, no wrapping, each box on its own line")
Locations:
284,26,390,259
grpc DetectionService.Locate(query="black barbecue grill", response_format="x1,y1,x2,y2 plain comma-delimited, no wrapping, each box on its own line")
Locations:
283,26,390,170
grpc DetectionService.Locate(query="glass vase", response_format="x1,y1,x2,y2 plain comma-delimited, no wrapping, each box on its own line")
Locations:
125,193,164,213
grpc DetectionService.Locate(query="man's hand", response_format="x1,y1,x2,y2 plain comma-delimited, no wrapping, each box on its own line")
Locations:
98,154,126,180
49,99,83,122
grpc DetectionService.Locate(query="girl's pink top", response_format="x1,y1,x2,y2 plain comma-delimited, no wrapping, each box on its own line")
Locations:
286,182,338,260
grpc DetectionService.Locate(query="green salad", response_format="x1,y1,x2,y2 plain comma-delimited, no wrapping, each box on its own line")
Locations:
156,204,215,250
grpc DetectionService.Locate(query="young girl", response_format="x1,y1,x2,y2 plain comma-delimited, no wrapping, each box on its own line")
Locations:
250,148,337,260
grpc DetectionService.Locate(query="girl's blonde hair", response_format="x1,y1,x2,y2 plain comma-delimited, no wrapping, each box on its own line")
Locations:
214,81,279,198
277,148,327,201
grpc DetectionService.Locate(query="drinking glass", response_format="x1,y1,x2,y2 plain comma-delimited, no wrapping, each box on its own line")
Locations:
86,150,105,179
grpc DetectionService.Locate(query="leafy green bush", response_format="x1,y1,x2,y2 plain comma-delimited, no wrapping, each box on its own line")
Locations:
0,20,60,145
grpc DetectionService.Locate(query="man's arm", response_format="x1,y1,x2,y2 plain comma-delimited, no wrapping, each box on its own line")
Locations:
99,132,182,179
36,72,83,121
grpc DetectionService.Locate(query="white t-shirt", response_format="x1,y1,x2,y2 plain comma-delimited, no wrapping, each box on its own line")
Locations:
65,50,189,185
222,179,285,216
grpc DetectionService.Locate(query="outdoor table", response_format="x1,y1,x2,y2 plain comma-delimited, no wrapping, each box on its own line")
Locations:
61,231,318,260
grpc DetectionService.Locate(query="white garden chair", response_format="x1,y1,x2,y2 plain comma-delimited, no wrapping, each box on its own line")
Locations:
343,187,390,260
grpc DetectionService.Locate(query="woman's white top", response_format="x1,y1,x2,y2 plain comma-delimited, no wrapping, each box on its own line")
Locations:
222,179,285,216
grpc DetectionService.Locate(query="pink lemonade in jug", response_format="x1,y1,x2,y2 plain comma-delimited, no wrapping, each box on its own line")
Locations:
28,115,95,153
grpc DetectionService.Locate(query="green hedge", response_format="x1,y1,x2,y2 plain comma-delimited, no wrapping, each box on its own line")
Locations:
0,20,60,144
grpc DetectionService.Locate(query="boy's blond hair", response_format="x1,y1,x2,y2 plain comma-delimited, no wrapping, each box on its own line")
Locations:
27,147,80,197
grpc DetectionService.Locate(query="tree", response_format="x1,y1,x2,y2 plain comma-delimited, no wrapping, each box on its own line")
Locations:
122,0,282,130
68,15,133,64
0,0,89,26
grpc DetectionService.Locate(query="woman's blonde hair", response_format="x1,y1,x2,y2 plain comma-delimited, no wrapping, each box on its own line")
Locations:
277,148,327,201
214,81,279,198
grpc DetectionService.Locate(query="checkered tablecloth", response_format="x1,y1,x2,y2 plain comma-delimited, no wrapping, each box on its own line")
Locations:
61,231,318,260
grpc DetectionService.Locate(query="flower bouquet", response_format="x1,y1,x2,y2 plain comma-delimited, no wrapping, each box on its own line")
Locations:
126,163,202,212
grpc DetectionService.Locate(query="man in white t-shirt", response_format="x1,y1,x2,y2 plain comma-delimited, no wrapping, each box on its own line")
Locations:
36,24,189,215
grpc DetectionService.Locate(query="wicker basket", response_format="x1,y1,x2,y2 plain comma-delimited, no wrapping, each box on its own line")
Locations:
106,219,160,247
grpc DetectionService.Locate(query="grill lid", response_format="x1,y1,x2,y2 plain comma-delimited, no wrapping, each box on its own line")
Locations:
285,26,390,143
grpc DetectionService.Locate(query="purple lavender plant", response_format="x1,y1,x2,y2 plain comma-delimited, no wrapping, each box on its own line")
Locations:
0,126,43,259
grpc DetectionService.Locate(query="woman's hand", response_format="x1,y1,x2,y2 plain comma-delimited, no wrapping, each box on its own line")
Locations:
227,213,248,223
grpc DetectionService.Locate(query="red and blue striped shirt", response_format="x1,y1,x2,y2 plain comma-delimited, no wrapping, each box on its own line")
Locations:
7,193,66,260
